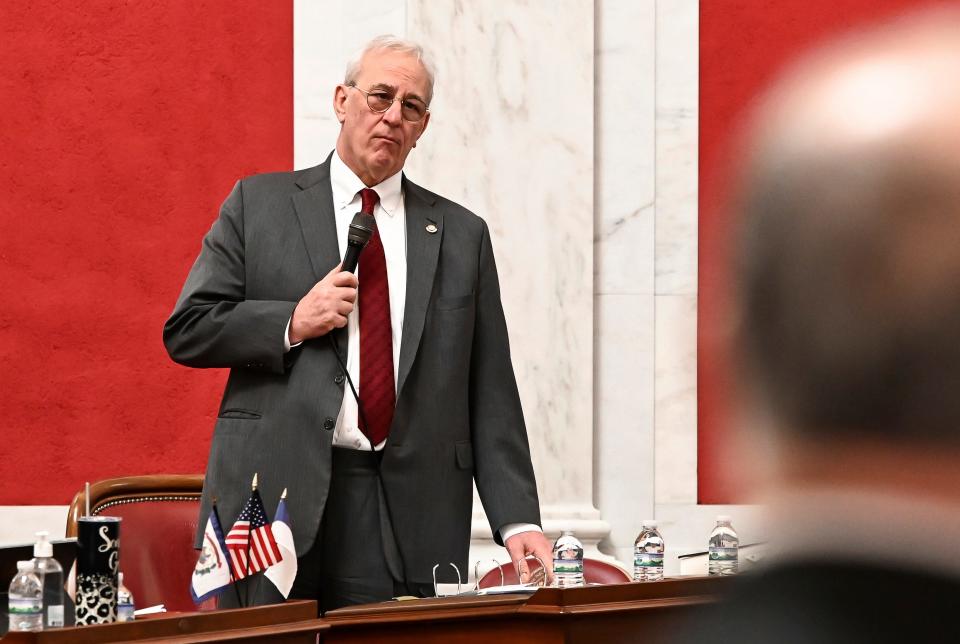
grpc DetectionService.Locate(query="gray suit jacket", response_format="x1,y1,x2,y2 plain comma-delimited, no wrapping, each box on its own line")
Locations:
163,156,541,583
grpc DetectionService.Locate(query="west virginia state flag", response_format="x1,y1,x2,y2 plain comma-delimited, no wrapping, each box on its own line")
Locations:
190,507,232,603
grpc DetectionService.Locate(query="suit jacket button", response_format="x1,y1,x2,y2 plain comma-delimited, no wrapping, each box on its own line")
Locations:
334,373,345,385
323,417,335,431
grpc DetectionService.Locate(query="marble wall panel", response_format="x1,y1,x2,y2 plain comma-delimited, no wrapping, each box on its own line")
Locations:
593,0,658,564
595,0,656,297
406,0,595,508
654,0,698,296
294,0,405,169
595,292,655,565
654,294,698,504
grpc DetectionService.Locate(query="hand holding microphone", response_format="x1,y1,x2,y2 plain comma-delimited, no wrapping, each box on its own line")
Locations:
288,212,374,343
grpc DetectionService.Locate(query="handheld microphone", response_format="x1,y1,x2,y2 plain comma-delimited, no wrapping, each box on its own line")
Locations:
341,212,376,273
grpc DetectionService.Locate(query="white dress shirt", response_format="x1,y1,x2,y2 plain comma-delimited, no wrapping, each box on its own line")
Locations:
286,151,539,542
328,151,406,451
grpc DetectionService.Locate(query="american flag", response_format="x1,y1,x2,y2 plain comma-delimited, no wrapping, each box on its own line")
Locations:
225,489,283,580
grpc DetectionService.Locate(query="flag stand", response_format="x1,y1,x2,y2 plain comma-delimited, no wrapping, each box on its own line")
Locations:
211,497,242,607
243,473,257,607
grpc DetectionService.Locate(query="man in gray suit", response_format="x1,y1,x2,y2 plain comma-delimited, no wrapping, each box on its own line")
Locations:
164,36,553,612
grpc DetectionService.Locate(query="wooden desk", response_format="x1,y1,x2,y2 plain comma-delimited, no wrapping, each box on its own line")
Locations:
322,576,728,643
1,577,727,643
1,600,322,643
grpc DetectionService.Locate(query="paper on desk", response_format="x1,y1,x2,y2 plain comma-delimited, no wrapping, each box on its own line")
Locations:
476,584,539,595
134,604,166,616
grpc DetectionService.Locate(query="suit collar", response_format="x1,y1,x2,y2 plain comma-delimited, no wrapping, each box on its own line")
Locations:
291,153,339,282
291,158,440,403
293,153,332,191
395,176,441,398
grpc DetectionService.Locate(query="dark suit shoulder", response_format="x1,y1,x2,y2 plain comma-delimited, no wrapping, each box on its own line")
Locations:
220,163,329,231
403,178,487,233
233,155,332,196
235,168,300,194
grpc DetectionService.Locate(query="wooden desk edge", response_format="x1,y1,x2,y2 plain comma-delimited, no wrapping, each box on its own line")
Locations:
128,619,328,643
0,601,319,643
517,594,720,616
323,594,530,626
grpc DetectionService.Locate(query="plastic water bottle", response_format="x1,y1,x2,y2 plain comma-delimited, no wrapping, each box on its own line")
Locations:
708,515,739,575
31,531,64,628
633,520,665,582
117,572,135,622
552,531,584,587
8,561,43,632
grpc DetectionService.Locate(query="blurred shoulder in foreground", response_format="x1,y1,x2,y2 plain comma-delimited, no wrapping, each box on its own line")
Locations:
680,8,960,643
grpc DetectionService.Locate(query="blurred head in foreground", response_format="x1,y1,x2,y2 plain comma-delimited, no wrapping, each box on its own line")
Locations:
686,8,960,642
735,9,960,504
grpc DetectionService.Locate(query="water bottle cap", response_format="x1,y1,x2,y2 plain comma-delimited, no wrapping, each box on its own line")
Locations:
16,560,34,572
716,515,732,524
642,519,658,528
33,531,53,557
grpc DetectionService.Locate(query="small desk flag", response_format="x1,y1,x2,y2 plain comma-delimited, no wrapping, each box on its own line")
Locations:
190,507,232,603
225,488,283,580
265,490,297,598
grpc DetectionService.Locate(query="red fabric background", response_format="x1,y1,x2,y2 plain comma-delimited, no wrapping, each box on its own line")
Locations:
0,2,292,503
698,0,943,502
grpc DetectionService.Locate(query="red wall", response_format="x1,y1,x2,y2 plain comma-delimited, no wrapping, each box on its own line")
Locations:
0,2,292,503
698,0,943,502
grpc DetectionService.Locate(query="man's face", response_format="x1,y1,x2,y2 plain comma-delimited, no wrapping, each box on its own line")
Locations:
334,50,431,186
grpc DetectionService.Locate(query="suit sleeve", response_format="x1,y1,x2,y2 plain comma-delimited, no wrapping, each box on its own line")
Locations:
163,180,297,374
469,220,542,545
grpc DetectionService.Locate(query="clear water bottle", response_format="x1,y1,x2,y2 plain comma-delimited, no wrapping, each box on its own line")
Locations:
31,531,64,628
8,561,43,632
633,520,665,582
708,515,739,575
117,572,135,622
552,531,584,587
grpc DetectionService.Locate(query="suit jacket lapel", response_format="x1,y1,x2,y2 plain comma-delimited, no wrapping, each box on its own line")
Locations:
397,177,442,398
291,154,340,281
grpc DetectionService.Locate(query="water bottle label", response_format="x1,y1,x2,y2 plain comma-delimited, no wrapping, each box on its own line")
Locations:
709,547,738,562
635,553,664,567
47,604,64,627
117,603,135,622
553,559,583,574
8,597,42,615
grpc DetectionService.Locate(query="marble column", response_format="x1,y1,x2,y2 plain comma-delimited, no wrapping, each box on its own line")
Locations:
594,0,658,568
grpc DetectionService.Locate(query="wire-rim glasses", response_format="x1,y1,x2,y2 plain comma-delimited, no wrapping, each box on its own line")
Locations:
347,83,429,122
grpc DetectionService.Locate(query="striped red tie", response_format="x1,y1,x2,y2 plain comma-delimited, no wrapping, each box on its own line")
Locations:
358,188,395,446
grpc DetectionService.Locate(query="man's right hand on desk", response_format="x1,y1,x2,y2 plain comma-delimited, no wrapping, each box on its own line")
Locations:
289,264,358,344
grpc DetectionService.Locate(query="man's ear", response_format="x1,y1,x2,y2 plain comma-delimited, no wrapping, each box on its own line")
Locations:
412,111,430,148
333,85,348,124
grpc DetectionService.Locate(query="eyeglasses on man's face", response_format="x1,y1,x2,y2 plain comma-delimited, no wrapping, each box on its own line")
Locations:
347,83,429,122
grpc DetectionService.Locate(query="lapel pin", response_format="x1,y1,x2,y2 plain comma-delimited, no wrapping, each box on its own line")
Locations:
425,223,438,234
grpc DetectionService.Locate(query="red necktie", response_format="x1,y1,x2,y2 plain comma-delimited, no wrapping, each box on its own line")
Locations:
358,188,395,446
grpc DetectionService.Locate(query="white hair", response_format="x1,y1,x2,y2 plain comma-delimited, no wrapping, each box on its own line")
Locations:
344,35,437,104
